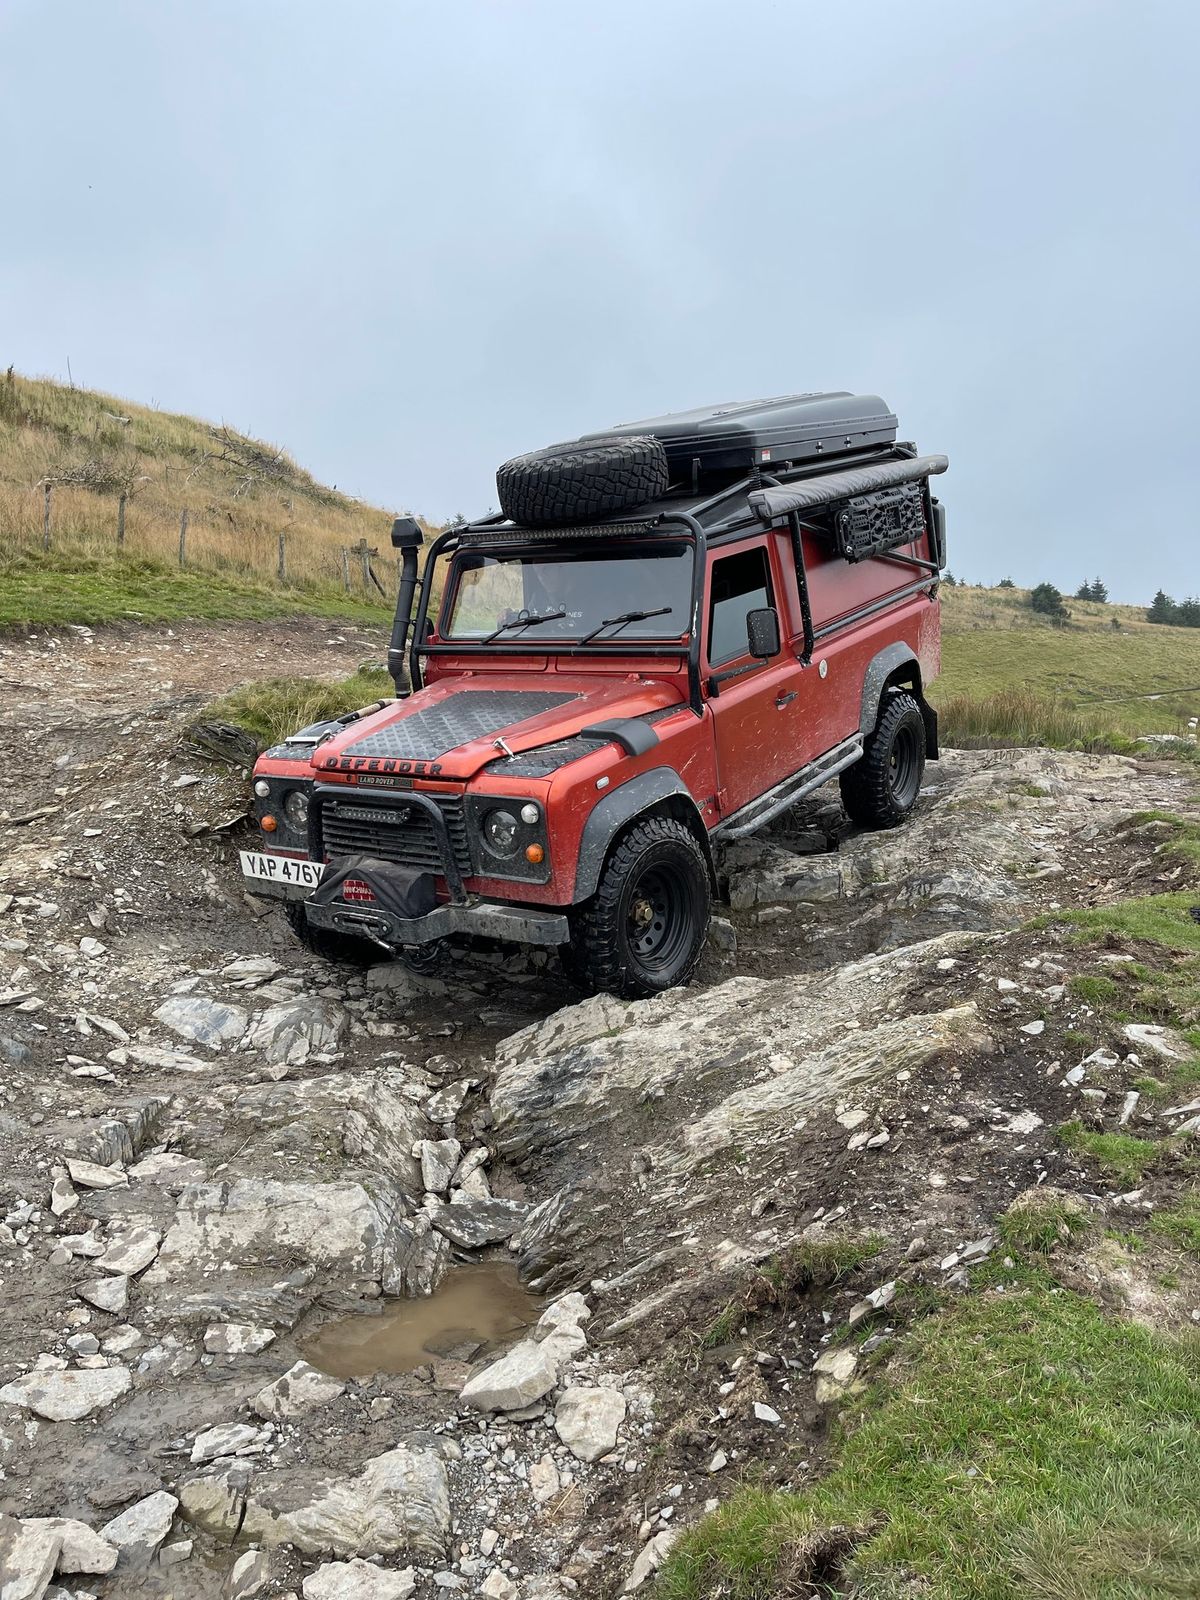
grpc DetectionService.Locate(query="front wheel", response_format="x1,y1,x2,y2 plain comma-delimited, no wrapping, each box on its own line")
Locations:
562,817,711,999
839,690,926,829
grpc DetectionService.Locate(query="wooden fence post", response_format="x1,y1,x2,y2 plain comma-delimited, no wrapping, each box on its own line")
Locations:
117,492,126,548
358,541,371,592
277,531,287,583
42,483,51,551
341,548,351,591
178,508,189,568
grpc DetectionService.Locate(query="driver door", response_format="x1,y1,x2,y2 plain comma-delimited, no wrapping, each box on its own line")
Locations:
706,540,804,818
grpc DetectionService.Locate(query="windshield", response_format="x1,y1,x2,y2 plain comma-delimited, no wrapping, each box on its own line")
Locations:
443,545,693,643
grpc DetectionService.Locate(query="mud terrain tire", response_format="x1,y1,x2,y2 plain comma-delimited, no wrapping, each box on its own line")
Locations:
283,900,378,965
496,436,670,529
563,816,710,998
839,690,926,829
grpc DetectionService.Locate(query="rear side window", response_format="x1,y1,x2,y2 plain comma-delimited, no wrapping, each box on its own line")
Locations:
708,546,773,665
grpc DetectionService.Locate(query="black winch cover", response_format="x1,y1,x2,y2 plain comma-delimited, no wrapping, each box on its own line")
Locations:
580,392,897,475
308,856,437,920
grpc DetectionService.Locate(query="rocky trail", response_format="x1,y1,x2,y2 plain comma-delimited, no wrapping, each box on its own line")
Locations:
1,620,1198,1600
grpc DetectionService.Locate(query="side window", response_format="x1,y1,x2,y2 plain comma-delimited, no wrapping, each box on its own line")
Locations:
707,546,774,665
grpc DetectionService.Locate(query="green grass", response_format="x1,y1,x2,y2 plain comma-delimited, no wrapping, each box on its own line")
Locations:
1070,973,1124,1007
1150,1192,1200,1257
1049,892,1200,956
204,665,394,749
0,549,392,628
998,1192,1091,1256
701,1237,884,1350
658,1271,1200,1600
1059,1123,1163,1186
938,598,1200,738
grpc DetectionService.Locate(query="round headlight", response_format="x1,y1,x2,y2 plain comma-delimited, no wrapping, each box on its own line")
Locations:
520,803,540,825
482,808,520,859
284,789,310,829
253,779,271,799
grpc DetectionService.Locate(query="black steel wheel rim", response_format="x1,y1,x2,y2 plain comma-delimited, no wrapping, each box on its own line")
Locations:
888,722,922,807
625,866,693,977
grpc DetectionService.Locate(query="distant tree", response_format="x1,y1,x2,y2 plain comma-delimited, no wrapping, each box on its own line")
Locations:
1075,579,1095,601
1147,589,1178,624
1030,582,1070,623
1177,596,1200,629
942,571,957,587
1091,576,1109,603
998,576,1016,589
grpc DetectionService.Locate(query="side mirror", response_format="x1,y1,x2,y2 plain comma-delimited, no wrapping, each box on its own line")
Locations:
746,607,781,660
391,516,424,550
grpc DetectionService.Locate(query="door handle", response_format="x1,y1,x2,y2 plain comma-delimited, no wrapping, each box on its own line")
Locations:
775,691,798,708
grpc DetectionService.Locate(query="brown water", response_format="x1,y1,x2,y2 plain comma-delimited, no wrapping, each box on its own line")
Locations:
300,1263,543,1379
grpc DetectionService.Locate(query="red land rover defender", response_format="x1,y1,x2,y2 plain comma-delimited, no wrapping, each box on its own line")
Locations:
242,393,947,997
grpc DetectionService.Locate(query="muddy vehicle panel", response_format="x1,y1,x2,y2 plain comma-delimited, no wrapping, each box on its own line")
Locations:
244,393,948,996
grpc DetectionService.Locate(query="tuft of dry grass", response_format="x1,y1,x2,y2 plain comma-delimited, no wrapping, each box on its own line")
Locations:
936,687,1147,755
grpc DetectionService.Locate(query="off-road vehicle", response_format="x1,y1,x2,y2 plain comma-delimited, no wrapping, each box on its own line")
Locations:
242,392,947,997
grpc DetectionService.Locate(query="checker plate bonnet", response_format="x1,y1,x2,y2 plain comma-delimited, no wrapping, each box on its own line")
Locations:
341,689,577,762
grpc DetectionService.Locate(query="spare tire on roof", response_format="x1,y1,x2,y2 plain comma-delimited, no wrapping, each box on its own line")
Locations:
496,435,670,529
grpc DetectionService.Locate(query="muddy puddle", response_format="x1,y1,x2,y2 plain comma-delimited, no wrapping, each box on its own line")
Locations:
300,1263,544,1379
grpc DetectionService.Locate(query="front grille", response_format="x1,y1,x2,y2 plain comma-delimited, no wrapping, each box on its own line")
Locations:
320,795,472,875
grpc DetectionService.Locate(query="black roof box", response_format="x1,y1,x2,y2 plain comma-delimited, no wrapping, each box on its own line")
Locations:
580,392,897,477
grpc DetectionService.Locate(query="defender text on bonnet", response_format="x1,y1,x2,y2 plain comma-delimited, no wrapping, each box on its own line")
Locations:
243,393,947,997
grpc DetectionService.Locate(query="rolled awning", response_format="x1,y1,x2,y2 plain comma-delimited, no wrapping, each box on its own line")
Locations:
748,453,948,523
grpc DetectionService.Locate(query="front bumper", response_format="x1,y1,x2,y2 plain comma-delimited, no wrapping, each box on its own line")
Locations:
305,895,570,949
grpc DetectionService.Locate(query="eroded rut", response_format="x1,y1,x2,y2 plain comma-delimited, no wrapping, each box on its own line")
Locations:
0,620,1197,1599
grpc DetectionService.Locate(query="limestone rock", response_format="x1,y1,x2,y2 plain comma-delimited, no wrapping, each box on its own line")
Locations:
380,1213,449,1298
65,1159,127,1191
145,1177,418,1304
228,1547,271,1597
459,1293,589,1412
96,1226,160,1277
154,994,249,1049
813,1346,858,1404
302,1560,417,1600
480,1574,517,1600
191,1422,269,1463
204,1323,276,1356
624,1529,677,1591
0,1366,131,1421
180,1444,449,1558
425,1081,476,1124
49,1169,79,1217
0,1514,61,1600
428,1196,528,1249
244,998,345,1067
529,1453,560,1505
554,1385,626,1462
253,1362,345,1420
100,1491,179,1566
78,1275,127,1314
23,1517,117,1575
416,1138,462,1194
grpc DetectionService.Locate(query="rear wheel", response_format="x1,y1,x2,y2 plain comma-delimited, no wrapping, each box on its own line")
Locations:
839,690,926,829
562,816,711,998
283,900,379,965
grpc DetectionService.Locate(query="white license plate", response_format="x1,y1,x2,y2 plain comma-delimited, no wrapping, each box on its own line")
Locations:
239,851,324,890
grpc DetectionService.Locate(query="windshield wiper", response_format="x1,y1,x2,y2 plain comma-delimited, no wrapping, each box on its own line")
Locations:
581,606,674,644
483,609,567,644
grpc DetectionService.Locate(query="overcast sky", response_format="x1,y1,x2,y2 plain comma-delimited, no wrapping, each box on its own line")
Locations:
2,0,1197,602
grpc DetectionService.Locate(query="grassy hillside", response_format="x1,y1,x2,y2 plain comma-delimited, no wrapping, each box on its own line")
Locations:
0,369,408,625
936,585,1200,744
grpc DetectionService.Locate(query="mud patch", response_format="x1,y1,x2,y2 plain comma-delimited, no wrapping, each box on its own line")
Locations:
300,1263,543,1378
